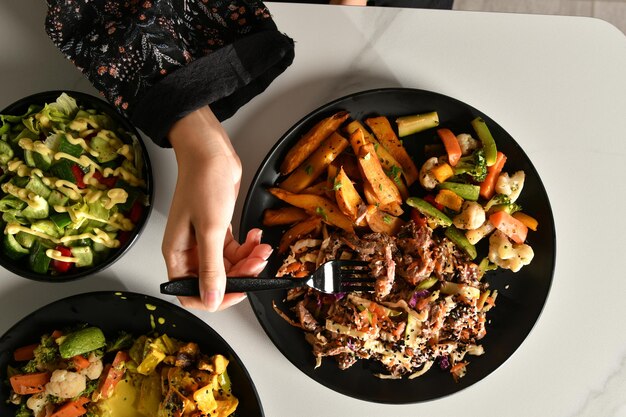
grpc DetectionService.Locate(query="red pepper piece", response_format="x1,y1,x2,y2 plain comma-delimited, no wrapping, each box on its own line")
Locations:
128,200,144,224
70,165,86,189
51,245,73,273
92,171,117,188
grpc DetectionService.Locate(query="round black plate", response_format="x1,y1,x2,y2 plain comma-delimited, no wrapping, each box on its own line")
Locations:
239,88,556,403
0,91,153,282
0,291,264,416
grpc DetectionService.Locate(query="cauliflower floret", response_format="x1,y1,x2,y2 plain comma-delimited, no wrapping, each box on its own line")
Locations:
465,220,495,245
453,201,485,230
488,230,534,272
78,353,103,380
456,133,479,155
26,393,49,417
495,171,525,203
419,157,439,190
45,370,86,399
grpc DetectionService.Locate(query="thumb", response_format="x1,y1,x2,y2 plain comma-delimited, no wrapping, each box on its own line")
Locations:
197,229,227,312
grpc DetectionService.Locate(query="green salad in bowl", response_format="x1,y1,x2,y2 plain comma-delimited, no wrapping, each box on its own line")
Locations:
0,91,152,281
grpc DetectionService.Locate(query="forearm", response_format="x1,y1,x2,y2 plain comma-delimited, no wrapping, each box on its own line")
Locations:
168,106,241,177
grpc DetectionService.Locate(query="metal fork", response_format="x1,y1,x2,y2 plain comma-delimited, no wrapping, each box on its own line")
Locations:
159,260,374,296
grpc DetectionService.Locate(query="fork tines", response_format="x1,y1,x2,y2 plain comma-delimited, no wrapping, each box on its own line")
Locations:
336,260,375,292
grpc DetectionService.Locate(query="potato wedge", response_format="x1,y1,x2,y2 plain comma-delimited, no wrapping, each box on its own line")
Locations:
334,167,363,221
278,217,323,254
268,187,354,232
345,120,402,172
279,131,349,193
365,116,419,185
350,129,403,215
366,209,405,235
302,181,329,196
345,120,408,198
280,111,350,175
262,207,309,226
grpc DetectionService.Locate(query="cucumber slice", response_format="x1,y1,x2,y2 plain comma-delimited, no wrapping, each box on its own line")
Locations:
33,152,52,170
50,160,76,183
0,140,14,164
70,246,93,267
57,134,83,158
21,197,49,220
31,219,61,239
90,134,117,162
25,176,52,199
14,231,36,249
22,197,49,220
50,212,72,230
47,190,69,207
3,233,29,259
10,176,30,188
23,149,37,168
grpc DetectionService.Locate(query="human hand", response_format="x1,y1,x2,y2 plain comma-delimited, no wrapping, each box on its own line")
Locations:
163,106,272,311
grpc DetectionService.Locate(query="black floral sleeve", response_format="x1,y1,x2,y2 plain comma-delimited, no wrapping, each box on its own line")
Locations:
45,0,295,146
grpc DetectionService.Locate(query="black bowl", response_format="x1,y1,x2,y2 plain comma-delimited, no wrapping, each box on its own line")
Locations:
0,291,264,416
240,88,556,403
0,91,153,282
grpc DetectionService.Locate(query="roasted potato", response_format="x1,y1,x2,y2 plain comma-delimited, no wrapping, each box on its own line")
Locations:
365,116,419,185
268,187,354,233
279,131,349,193
280,111,350,175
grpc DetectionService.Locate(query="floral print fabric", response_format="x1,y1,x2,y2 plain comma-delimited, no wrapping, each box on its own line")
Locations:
45,0,282,141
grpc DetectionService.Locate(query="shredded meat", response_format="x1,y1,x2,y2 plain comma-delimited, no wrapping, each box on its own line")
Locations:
276,221,493,379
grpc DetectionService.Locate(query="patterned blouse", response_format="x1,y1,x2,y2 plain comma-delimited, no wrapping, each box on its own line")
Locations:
45,0,295,146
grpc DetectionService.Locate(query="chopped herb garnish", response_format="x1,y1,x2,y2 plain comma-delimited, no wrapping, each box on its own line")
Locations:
304,164,313,175
383,215,392,224
315,206,327,220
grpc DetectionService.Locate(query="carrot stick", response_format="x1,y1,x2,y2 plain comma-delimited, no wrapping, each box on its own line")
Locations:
489,210,528,244
437,128,462,167
71,355,91,371
9,372,50,395
13,343,38,362
50,397,89,417
479,151,507,199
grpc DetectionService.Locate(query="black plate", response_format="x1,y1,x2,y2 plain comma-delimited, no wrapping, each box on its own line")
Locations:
0,291,264,416
239,88,556,403
0,91,153,282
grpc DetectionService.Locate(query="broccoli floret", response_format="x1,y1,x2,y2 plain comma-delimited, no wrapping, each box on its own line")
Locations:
485,193,522,214
106,331,134,353
22,333,60,373
15,404,33,417
454,148,487,182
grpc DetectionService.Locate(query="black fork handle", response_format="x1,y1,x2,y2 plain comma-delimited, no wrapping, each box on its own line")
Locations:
160,276,301,296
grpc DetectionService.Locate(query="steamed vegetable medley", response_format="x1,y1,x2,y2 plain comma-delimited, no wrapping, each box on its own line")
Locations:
0,93,149,275
6,326,238,417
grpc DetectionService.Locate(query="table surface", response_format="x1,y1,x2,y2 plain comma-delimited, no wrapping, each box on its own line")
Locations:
1,2,626,416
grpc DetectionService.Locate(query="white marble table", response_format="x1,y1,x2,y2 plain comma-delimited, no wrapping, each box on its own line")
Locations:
1,1,626,416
